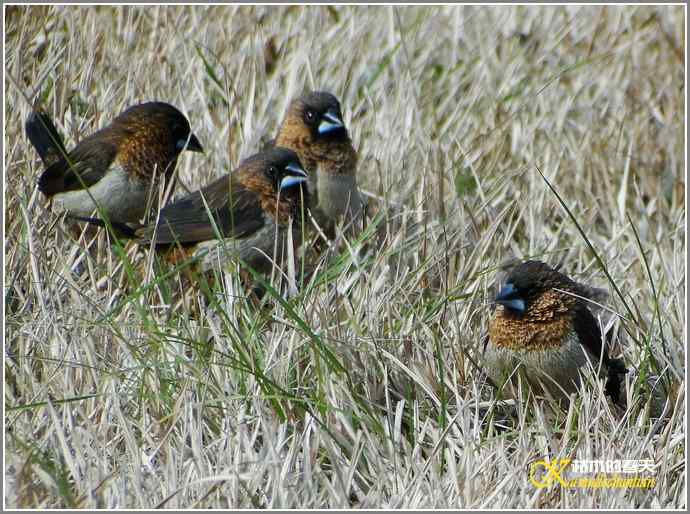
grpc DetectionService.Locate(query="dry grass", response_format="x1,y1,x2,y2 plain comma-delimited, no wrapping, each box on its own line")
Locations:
4,4,685,509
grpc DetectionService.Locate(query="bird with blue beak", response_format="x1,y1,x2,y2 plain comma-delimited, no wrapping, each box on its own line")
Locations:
26,102,203,226
73,147,310,278
274,91,364,238
484,260,628,406
138,146,311,275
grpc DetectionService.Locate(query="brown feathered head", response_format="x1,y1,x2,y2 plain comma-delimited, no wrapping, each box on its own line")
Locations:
114,101,203,154
278,91,350,144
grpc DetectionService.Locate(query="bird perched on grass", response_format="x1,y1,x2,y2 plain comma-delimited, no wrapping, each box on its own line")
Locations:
88,147,310,275
484,260,628,406
26,102,203,225
273,91,363,237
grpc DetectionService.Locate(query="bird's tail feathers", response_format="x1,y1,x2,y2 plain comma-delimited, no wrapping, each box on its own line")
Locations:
604,357,628,406
25,111,69,167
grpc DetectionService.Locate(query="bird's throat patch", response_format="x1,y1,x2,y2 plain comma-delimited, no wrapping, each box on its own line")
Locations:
489,290,576,351
489,312,573,351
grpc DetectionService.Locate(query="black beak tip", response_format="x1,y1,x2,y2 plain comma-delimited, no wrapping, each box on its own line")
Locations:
188,134,204,153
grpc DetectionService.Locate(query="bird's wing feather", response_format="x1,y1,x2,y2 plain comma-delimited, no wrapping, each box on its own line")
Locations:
38,135,119,195
572,304,627,403
572,305,606,363
141,174,266,245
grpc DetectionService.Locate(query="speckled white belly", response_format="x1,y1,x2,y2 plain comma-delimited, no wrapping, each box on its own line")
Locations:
50,165,150,223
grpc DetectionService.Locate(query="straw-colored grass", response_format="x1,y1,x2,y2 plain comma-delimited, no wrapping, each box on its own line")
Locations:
4,5,685,508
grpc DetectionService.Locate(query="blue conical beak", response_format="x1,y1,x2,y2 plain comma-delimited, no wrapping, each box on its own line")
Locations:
285,162,307,178
280,162,308,190
495,282,526,313
280,175,308,191
318,109,344,135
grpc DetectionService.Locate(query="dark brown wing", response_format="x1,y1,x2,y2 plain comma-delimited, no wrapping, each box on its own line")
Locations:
572,304,607,362
572,304,627,403
37,132,119,195
140,174,266,245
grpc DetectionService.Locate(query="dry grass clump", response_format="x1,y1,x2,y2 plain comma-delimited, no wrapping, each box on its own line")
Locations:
4,5,685,508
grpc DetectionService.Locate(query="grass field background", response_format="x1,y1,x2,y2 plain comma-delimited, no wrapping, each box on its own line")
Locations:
4,5,685,508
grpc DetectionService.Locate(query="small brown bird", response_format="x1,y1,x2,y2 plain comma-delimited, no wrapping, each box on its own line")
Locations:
26,102,203,224
129,147,310,274
274,91,363,236
484,260,627,405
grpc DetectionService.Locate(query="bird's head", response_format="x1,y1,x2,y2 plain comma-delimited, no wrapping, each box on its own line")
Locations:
278,91,350,145
494,260,579,316
239,147,310,210
118,101,204,155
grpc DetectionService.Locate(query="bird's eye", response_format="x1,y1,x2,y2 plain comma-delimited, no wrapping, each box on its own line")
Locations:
305,110,315,121
269,166,277,175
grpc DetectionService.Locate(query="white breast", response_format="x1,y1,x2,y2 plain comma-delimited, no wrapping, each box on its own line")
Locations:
194,219,289,273
50,165,149,223
483,331,591,401
315,173,364,221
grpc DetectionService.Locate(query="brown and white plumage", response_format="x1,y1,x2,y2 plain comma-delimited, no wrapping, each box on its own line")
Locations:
136,147,310,273
484,260,627,404
274,91,363,236
27,102,203,224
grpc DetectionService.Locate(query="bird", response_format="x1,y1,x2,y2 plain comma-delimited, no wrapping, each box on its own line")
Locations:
26,101,203,225
484,260,628,406
273,91,363,237
87,147,311,276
